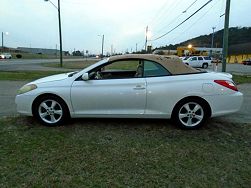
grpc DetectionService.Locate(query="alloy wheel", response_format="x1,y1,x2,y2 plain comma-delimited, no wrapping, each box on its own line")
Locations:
38,99,63,124
178,102,204,127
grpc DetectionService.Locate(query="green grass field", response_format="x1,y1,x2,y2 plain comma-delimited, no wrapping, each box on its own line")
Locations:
42,60,98,69
0,71,66,81
0,117,250,187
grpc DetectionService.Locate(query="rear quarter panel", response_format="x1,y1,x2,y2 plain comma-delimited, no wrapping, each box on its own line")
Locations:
145,73,211,118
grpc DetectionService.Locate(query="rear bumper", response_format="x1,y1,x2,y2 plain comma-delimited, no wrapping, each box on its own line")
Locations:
206,92,243,117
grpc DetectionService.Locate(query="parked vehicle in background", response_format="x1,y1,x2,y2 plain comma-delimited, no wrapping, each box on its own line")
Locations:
179,56,189,61
242,58,251,65
0,53,12,59
182,56,212,69
15,54,243,129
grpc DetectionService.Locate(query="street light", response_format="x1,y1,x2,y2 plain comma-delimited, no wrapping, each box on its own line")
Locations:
44,0,63,67
1,31,9,49
210,27,216,57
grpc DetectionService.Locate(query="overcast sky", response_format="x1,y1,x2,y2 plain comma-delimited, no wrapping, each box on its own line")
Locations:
1,0,251,54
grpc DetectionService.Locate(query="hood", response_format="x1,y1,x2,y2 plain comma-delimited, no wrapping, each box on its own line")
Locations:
31,72,71,84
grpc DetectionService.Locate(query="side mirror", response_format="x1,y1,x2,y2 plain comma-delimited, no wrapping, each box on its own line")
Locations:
82,73,89,81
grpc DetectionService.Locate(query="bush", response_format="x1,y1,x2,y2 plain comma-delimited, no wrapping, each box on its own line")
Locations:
16,54,22,58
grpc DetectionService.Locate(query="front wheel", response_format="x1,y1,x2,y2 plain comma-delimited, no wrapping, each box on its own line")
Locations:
172,99,209,129
33,95,69,126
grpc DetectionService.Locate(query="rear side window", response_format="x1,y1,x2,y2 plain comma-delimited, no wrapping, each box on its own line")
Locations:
203,56,211,60
198,57,203,60
143,60,170,77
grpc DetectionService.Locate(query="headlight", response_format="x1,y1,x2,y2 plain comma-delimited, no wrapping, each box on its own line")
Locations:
17,84,37,95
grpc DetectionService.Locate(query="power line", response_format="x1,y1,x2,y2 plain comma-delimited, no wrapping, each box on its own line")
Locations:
152,0,199,39
182,0,198,13
150,0,183,29
169,0,220,44
152,0,213,41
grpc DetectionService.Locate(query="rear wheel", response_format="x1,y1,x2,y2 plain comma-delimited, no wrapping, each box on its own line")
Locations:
33,95,69,126
172,99,209,129
202,63,208,69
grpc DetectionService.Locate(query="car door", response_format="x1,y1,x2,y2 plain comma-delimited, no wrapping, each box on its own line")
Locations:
70,59,146,116
189,57,198,67
198,56,203,67
143,60,173,117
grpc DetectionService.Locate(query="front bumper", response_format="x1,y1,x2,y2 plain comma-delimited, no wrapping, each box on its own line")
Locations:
15,94,36,116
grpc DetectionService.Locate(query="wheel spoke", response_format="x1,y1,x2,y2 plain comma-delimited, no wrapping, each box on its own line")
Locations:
41,102,49,110
193,105,201,113
51,101,57,109
50,115,57,123
183,104,191,112
54,110,62,115
179,113,188,119
187,117,193,126
194,115,203,121
40,112,48,118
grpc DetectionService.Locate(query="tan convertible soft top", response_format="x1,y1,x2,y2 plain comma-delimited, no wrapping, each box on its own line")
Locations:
108,54,199,74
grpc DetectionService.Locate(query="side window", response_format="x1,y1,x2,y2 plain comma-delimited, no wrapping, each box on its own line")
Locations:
203,56,211,60
143,60,170,77
191,57,197,61
88,59,141,80
198,57,203,60
105,60,139,71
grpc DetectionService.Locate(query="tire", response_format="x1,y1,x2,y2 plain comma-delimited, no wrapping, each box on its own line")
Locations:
172,98,210,129
202,63,208,69
33,95,69,126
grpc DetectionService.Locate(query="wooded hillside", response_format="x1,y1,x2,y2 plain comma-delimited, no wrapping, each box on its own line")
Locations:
158,27,251,50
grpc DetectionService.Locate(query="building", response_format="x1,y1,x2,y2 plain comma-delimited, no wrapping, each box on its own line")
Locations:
227,42,251,63
17,47,69,56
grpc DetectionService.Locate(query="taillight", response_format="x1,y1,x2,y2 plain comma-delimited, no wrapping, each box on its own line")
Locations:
214,80,238,91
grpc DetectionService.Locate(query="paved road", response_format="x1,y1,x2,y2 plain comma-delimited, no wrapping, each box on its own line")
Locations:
208,63,251,75
0,58,93,65
0,58,96,71
0,81,27,117
0,81,250,124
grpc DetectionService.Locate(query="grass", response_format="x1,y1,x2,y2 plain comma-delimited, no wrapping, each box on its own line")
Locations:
233,74,251,84
0,71,67,81
0,116,250,187
43,60,98,69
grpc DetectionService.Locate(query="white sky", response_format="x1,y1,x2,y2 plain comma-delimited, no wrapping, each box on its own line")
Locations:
1,0,251,54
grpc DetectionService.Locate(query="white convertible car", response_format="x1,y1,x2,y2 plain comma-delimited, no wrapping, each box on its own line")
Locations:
15,54,243,129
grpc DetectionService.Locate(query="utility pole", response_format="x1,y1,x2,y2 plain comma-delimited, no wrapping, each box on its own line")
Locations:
210,27,216,57
101,34,104,59
1,32,3,49
136,43,138,52
44,0,63,67
145,26,148,52
57,0,63,67
222,0,231,72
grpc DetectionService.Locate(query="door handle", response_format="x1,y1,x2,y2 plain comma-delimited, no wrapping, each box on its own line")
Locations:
133,85,145,90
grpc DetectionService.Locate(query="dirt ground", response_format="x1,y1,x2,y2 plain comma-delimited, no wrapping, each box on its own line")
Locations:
0,81,250,124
